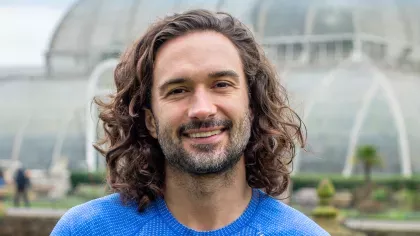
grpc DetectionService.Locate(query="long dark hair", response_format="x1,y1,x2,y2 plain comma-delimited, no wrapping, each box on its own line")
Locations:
95,9,306,211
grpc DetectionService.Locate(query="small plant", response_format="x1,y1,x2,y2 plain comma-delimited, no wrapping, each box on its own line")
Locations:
312,206,338,218
317,178,335,206
312,178,338,219
311,179,364,235
354,145,382,184
372,187,388,203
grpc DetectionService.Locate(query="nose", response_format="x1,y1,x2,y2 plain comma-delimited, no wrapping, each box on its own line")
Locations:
188,88,217,120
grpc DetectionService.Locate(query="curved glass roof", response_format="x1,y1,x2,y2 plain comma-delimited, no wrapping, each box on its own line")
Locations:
3,61,420,175
312,7,353,34
258,0,310,37
3,0,420,176
46,0,420,77
49,0,247,55
284,63,420,175
0,79,87,169
128,0,179,46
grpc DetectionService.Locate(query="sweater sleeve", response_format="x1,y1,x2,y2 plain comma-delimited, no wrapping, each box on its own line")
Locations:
50,201,97,236
50,209,75,236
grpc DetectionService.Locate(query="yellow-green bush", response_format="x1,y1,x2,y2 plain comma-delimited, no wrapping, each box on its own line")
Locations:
312,206,338,219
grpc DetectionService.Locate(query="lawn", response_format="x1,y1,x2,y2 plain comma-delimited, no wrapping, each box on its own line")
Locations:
291,204,420,221
341,209,420,221
2,195,92,210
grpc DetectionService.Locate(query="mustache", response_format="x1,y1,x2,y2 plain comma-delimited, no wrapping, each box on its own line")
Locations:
179,119,233,134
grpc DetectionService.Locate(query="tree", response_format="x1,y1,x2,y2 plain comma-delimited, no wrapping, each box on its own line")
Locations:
354,145,382,184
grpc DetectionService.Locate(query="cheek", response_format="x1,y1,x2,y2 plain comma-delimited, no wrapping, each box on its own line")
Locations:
155,104,186,133
218,102,249,124
216,92,250,117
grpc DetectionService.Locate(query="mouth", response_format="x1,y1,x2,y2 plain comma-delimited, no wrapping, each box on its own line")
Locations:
183,127,227,138
182,127,228,144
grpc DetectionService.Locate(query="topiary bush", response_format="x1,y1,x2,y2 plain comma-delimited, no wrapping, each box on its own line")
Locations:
317,178,335,206
311,179,366,235
312,178,338,219
312,206,338,219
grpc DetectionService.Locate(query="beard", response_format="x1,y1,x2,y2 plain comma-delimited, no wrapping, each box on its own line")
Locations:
155,111,252,176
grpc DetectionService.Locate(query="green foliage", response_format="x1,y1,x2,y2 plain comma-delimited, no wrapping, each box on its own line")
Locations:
413,188,420,211
2,196,91,209
291,174,420,192
354,145,382,167
70,171,106,189
354,145,382,185
317,179,335,199
312,206,338,219
73,184,108,200
341,209,420,221
357,199,385,213
372,187,389,202
394,188,414,210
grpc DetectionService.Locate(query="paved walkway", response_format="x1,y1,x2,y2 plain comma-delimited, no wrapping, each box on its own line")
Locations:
345,219,420,232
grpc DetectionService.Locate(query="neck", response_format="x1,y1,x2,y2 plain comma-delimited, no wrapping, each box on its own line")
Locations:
163,157,252,231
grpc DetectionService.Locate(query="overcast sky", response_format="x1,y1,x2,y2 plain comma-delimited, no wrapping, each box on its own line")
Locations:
0,0,75,66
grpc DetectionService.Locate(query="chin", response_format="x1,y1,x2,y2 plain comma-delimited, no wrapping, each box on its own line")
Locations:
188,163,234,176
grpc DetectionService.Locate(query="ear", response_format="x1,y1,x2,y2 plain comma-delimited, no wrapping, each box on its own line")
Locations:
249,106,254,120
248,102,254,122
144,109,158,139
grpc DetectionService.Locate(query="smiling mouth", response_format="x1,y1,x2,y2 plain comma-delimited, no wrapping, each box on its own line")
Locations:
182,128,227,138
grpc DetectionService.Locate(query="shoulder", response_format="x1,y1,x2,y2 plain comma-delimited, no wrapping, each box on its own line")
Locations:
51,193,158,236
251,191,330,235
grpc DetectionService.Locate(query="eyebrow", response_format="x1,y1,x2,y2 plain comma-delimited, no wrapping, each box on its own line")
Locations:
158,70,240,96
208,70,240,81
158,78,188,96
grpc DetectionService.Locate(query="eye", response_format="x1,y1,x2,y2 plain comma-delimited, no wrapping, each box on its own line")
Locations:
168,88,187,96
213,81,231,88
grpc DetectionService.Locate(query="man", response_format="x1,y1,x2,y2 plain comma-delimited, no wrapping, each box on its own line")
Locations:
14,168,30,207
52,10,328,235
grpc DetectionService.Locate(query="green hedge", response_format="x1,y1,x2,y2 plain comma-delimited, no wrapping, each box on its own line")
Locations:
69,171,420,192
291,174,420,191
70,171,107,189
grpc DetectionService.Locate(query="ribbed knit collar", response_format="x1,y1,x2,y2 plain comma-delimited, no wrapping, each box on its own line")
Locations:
155,188,260,235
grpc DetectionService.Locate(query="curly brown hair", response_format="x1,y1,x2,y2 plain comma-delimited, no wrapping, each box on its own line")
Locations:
95,9,306,211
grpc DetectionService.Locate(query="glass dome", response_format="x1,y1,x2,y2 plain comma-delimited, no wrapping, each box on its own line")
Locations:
2,0,420,176
283,60,420,176
0,78,87,170
46,0,420,77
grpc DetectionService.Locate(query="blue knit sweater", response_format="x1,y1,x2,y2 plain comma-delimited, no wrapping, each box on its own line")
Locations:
51,189,329,235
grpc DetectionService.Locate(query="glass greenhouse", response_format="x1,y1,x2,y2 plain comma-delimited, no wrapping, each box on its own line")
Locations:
1,0,420,176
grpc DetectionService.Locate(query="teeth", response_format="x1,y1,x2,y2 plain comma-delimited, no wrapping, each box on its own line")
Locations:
188,130,222,138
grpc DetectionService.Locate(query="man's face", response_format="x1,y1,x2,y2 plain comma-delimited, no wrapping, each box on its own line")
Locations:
146,31,252,175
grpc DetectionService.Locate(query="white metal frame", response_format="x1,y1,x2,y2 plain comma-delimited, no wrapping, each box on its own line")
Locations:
11,115,32,161
292,58,354,175
50,111,76,169
342,60,412,177
85,59,119,172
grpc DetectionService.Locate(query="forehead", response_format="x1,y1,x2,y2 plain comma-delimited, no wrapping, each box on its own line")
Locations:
153,31,244,83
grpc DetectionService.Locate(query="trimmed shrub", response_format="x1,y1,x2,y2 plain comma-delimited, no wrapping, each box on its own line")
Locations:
70,171,106,189
317,179,335,206
291,174,420,192
312,206,338,219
